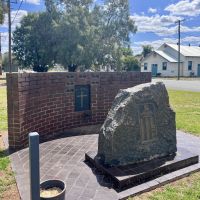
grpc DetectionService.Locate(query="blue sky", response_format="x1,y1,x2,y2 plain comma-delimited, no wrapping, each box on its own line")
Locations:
1,0,200,54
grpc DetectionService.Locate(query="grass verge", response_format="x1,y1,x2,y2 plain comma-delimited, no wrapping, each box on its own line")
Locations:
168,90,200,136
131,172,200,200
0,88,7,131
0,86,19,199
131,90,200,199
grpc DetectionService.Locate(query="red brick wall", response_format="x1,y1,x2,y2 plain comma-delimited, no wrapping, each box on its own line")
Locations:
7,72,151,150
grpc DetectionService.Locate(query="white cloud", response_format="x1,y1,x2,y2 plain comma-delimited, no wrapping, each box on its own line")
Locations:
165,0,200,16
131,14,200,36
25,0,40,5
148,8,157,14
1,10,28,30
181,25,200,32
131,14,181,36
182,36,200,43
133,38,177,52
132,46,143,55
132,36,200,54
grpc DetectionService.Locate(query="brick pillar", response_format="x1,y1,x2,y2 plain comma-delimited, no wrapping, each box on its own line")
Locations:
7,73,21,149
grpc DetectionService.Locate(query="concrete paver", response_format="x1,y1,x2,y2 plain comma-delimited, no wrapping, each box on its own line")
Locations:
9,131,200,200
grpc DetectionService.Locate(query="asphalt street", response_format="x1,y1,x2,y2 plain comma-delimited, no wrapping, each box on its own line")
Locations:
152,78,200,92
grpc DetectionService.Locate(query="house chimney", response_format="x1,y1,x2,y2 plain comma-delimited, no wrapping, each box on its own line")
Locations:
189,43,190,47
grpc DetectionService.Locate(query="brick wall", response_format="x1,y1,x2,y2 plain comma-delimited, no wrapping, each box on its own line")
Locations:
7,72,151,150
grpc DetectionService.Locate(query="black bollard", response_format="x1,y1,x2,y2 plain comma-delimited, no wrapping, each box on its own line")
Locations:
29,132,40,200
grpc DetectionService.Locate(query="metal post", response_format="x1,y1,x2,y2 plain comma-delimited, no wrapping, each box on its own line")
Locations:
175,19,185,80
178,20,180,80
29,132,40,200
7,0,12,73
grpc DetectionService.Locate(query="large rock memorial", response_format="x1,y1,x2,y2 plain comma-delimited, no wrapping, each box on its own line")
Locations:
85,82,198,190
97,82,177,166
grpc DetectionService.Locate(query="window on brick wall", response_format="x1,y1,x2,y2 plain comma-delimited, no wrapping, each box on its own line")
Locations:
75,85,91,111
144,63,148,70
188,61,192,70
162,62,167,70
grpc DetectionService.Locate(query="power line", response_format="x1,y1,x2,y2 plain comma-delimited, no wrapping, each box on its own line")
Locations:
11,0,24,25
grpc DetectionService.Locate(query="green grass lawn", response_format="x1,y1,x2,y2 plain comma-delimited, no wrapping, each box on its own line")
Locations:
0,86,16,198
130,89,200,200
0,150,15,196
132,172,200,200
168,90,200,136
0,88,7,131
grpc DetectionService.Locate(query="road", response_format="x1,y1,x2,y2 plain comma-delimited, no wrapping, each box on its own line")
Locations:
152,78,200,92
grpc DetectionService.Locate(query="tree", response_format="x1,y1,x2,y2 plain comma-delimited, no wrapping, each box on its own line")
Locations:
45,0,100,71
91,0,137,71
0,0,7,24
45,0,137,71
12,13,57,72
121,46,133,57
120,46,140,71
13,0,137,72
142,45,153,58
54,4,95,71
122,56,140,71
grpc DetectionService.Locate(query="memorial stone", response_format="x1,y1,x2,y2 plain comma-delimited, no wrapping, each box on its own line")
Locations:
97,82,177,166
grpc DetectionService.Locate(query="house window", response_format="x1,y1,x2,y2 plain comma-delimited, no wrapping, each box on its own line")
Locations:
144,63,148,70
188,61,192,70
162,62,167,70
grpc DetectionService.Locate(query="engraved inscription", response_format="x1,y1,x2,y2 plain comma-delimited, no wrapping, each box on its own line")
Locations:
139,104,157,142
75,85,90,111
77,89,88,108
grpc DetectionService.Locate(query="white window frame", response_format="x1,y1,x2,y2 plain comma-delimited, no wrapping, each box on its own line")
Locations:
162,62,167,70
144,63,148,70
188,61,192,71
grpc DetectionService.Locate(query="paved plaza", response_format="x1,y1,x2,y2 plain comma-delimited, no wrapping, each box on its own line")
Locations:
6,131,200,200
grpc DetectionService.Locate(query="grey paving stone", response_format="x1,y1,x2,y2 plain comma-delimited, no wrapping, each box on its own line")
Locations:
10,130,200,200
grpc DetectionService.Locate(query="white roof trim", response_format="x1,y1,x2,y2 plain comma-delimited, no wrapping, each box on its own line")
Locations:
142,50,179,63
165,43,200,57
155,50,178,63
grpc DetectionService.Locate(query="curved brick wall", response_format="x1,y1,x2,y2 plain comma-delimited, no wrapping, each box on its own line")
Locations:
7,72,151,150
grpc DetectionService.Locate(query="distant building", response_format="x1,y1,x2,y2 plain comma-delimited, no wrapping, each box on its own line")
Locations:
141,43,200,77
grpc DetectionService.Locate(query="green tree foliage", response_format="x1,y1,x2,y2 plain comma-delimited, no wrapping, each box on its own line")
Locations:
122,56,140,71
120,47,140,71
121,47,133,57
12,13,57,72
13,0,137,72
142,45,153,58
93,0,137,71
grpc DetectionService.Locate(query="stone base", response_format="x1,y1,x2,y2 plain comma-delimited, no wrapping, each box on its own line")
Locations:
85,148,199,191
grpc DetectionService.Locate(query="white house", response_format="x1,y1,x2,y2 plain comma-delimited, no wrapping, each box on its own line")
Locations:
141,43,200,77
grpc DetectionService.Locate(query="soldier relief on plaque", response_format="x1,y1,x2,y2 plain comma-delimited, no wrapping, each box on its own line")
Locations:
97,82,177,166
139,103,157,142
